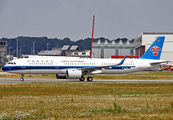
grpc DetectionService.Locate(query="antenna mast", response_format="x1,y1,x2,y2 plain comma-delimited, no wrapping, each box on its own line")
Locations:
90,15,95,58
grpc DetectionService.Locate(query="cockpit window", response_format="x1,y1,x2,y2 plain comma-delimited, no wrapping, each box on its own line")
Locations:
8,62,16,65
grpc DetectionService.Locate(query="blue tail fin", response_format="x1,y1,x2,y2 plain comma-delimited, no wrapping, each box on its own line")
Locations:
140,36,165,60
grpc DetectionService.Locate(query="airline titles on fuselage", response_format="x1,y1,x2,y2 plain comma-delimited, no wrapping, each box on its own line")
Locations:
25,59,135,66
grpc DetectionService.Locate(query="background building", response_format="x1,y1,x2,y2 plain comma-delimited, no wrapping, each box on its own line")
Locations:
37,45,90,58
71,50,90,58
134,32,173,64
0,41,7,67
92,39,134,58
62,45,81,56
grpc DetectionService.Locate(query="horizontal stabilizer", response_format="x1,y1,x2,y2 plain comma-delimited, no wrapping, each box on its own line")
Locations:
150,61,170,66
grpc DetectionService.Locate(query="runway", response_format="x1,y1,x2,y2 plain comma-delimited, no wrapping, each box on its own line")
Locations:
0,77,173,84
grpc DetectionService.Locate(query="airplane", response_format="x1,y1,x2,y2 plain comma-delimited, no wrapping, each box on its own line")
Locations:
2,36,169,82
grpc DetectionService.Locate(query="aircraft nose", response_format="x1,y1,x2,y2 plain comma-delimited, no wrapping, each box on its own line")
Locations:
2,65,6,71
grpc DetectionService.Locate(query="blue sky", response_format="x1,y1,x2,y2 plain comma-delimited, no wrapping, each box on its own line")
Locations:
0,0,173,40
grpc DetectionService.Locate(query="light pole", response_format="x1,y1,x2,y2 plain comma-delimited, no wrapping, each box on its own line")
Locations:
46,44,49,51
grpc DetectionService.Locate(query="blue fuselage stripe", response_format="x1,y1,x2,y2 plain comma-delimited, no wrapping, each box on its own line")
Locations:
2,65,135,72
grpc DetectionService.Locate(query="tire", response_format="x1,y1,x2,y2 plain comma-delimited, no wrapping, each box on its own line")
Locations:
87,77,93,82
79,77,85,81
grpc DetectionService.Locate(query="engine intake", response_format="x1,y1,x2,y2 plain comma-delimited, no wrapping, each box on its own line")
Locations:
66,69,82,79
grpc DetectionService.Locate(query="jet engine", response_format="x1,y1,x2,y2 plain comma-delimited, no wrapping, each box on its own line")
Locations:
66,69,82,79
55,74,66,79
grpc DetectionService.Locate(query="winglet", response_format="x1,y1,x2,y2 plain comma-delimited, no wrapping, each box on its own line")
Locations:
118,55,127,65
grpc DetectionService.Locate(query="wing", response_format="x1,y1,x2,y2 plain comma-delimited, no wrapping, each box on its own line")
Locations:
78,55,127,73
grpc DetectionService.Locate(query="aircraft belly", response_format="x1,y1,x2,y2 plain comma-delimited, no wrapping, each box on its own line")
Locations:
102,70,128,74
7,70,30,74
101,68,138,74
28,69,65,74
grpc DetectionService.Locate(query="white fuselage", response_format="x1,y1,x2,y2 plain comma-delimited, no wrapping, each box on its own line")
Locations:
2,56,164,75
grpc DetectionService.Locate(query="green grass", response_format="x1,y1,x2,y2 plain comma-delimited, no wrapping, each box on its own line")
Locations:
0,82,172,96
0,82,173,119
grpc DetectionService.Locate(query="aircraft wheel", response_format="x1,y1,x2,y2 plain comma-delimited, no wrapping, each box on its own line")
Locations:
87,77,93,82
79,77,85,81
20,74,24,81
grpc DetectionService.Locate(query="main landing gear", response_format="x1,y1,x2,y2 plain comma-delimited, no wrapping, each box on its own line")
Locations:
20,74,24,81
87,77,93,82
79,75,93,82
79,76,85,81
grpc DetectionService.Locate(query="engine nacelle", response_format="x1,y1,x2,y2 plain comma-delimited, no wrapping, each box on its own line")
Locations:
55,74,66,79
66,69,82,79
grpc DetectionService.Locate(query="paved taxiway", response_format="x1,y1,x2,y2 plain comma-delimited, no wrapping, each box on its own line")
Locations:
0,77,173,84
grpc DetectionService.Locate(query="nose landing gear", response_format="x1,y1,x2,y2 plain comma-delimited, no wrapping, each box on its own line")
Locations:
20,74,24,81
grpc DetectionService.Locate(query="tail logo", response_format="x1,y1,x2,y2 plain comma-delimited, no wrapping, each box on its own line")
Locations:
150,46,161,56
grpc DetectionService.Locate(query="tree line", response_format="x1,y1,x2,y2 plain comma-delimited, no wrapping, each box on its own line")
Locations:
0,36,133,57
